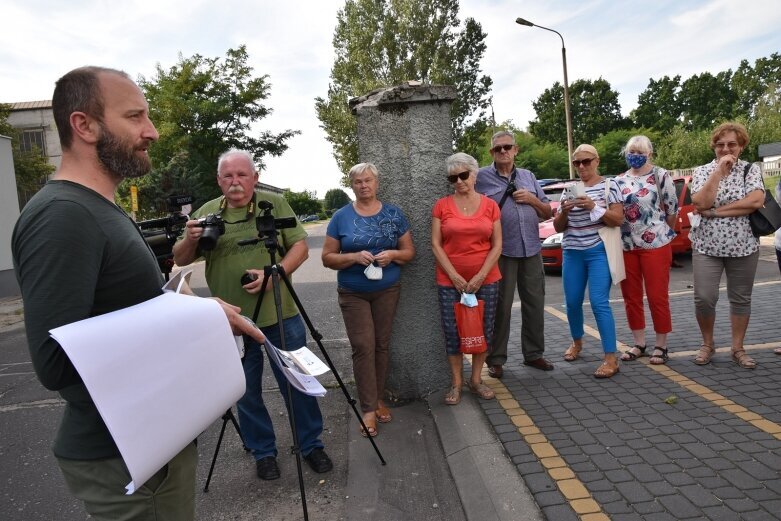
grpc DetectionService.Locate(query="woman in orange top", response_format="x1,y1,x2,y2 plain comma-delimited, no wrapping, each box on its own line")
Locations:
432,152,502,405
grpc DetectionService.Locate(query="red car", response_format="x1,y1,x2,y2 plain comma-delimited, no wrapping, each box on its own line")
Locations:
539,176,694,271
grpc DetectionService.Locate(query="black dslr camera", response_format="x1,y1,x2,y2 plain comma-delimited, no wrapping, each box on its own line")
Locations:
137,195,193,275
196,213,225,251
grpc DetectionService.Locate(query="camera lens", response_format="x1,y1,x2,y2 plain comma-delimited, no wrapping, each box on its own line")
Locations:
199,227,221,251
240,272,257,286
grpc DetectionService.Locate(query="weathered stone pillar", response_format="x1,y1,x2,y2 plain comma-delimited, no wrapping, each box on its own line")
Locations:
350,82,457,400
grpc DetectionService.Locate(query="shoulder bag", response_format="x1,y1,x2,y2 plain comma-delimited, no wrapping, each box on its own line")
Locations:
743,163,781,237
596,178,626,285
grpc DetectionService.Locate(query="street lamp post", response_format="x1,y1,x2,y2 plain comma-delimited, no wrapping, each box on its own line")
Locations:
516,17,575,179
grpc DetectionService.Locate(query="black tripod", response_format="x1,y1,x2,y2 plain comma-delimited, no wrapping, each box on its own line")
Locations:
204,201,385,520
203,408,246,492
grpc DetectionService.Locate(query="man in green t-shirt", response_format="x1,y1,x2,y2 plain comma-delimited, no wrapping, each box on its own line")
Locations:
173,149,332,481
13,67,265,521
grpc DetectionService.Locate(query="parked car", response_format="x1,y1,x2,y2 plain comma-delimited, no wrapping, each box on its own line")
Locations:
300,215,319,223
538,175,694,272
537,178,566,188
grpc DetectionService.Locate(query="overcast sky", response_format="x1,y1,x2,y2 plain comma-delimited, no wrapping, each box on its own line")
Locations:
2,0,780,197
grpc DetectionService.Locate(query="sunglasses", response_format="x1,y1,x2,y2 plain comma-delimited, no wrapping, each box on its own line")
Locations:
491,144,515,154
447,171,471,183
572,158,595,167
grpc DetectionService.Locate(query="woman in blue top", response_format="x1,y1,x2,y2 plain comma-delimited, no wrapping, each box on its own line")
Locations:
322,163,415,437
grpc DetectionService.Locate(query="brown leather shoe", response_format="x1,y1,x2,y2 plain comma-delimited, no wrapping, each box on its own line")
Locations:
487,365,503,378
524,357,554,371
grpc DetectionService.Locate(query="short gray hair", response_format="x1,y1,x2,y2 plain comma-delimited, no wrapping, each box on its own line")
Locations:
446,152,479,174
622,135,653,156
217,149,257,174
348,162,379,182
491,130,516,146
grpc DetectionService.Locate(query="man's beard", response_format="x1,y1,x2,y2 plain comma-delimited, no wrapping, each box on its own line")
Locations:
96,124,151,179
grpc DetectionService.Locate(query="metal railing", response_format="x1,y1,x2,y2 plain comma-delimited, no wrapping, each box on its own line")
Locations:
669,160,781,179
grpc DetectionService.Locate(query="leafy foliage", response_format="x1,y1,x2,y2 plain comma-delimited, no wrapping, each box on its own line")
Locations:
529,78,629,147
323,188,352,211
631,76,682,132
679,71,736,131
122,46,298,217
315,0,493,181
284,189,322,217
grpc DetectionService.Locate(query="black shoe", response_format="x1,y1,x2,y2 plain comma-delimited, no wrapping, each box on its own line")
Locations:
523,357,554,371
256,456,280,480
304,448,333,473
487,365,504,379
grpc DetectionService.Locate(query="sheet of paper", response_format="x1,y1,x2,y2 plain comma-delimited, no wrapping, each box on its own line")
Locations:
263,340,327,397
50,292,246,494
284,346,330,376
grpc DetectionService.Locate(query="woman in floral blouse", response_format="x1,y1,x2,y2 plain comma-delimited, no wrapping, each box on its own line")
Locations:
616,136,678,365
690,122,765,369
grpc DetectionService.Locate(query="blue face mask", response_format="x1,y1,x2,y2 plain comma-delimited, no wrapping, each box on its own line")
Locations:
626,153,648,169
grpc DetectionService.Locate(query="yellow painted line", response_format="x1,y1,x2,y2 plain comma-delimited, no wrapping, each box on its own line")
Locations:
466,354,609,520
544,305,781,441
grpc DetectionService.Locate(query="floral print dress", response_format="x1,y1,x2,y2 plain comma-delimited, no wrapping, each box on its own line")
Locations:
689,159,764,257
615,166,678,250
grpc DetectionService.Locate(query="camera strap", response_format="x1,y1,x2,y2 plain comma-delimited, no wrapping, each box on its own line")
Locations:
218,192,257,224
498,170,517,210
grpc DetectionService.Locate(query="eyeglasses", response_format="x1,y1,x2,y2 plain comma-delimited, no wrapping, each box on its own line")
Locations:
491,144,515,154
447,171,471,183
714,141,740,149
572,158,595,168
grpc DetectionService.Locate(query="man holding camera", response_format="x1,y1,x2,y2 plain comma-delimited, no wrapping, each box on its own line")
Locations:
13,67,267,520
173,149,332,481
475,131,553,378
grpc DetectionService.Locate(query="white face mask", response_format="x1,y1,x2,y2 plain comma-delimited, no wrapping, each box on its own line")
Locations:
364,263,383,280
460,292,479,308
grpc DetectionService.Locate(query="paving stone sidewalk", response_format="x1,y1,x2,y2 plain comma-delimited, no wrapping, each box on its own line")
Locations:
478,280,781,520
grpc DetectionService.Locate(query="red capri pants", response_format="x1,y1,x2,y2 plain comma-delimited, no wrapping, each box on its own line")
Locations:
619,244,672,334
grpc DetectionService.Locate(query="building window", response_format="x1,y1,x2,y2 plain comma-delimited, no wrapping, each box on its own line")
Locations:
20,129,46,155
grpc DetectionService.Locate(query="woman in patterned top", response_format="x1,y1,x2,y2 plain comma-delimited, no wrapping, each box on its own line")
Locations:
432,152,501,405
554,144,625,378
615,136,678,366
322,163,416,437
690,122,765,369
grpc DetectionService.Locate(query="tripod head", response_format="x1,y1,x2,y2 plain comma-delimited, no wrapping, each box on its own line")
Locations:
237,200,296,256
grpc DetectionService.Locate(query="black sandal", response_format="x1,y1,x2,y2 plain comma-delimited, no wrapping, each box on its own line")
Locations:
620,345,646,361
649,347,669,365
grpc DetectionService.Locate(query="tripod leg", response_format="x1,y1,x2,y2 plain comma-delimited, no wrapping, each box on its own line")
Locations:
226,408,248,451
276,268,386,465
203,411,232,493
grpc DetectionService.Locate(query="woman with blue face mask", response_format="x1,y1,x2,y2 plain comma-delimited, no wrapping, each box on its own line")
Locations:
614,135,678,365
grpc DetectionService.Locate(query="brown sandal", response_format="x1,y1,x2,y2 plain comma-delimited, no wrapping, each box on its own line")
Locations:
375,405,392,423
593,360,619,379
444,386,462,405
731,349,756,369
563,343,582,362
620,345,646,361
694,344,714,365
774,347,781,355
469,382,495,400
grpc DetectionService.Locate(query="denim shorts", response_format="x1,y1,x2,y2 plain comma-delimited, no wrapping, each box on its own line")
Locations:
437,282,499,356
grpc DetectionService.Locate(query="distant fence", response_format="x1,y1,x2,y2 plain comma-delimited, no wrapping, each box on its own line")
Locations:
670,160,781,179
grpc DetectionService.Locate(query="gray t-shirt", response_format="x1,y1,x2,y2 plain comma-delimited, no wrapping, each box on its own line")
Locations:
12,180,163,459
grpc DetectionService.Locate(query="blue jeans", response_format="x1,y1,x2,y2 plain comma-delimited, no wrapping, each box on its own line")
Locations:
237,314,324,460
562,243,617,353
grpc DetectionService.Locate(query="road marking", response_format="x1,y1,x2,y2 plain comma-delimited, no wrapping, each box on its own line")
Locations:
0,398,64,412
465,354,608,520
544,304,781,442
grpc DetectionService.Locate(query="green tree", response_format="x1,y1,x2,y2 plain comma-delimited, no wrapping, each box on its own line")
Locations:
529,78,629,147
655,126,713,169
126,46,298,216
284,189,322,217
732,53,781,119
745,83,781,162
323,188,351,212
315,0,493,181
0,104,55,206
631,75,682,132
679,71,736,130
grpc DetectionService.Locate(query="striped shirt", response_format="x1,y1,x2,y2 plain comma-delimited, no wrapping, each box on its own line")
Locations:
558,179,622,250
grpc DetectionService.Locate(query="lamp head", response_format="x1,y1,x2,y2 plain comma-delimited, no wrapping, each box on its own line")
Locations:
515,17,534,27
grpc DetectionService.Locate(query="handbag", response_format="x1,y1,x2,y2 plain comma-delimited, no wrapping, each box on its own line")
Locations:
453,299,487,354
596,179,626,285
743,164,781,237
